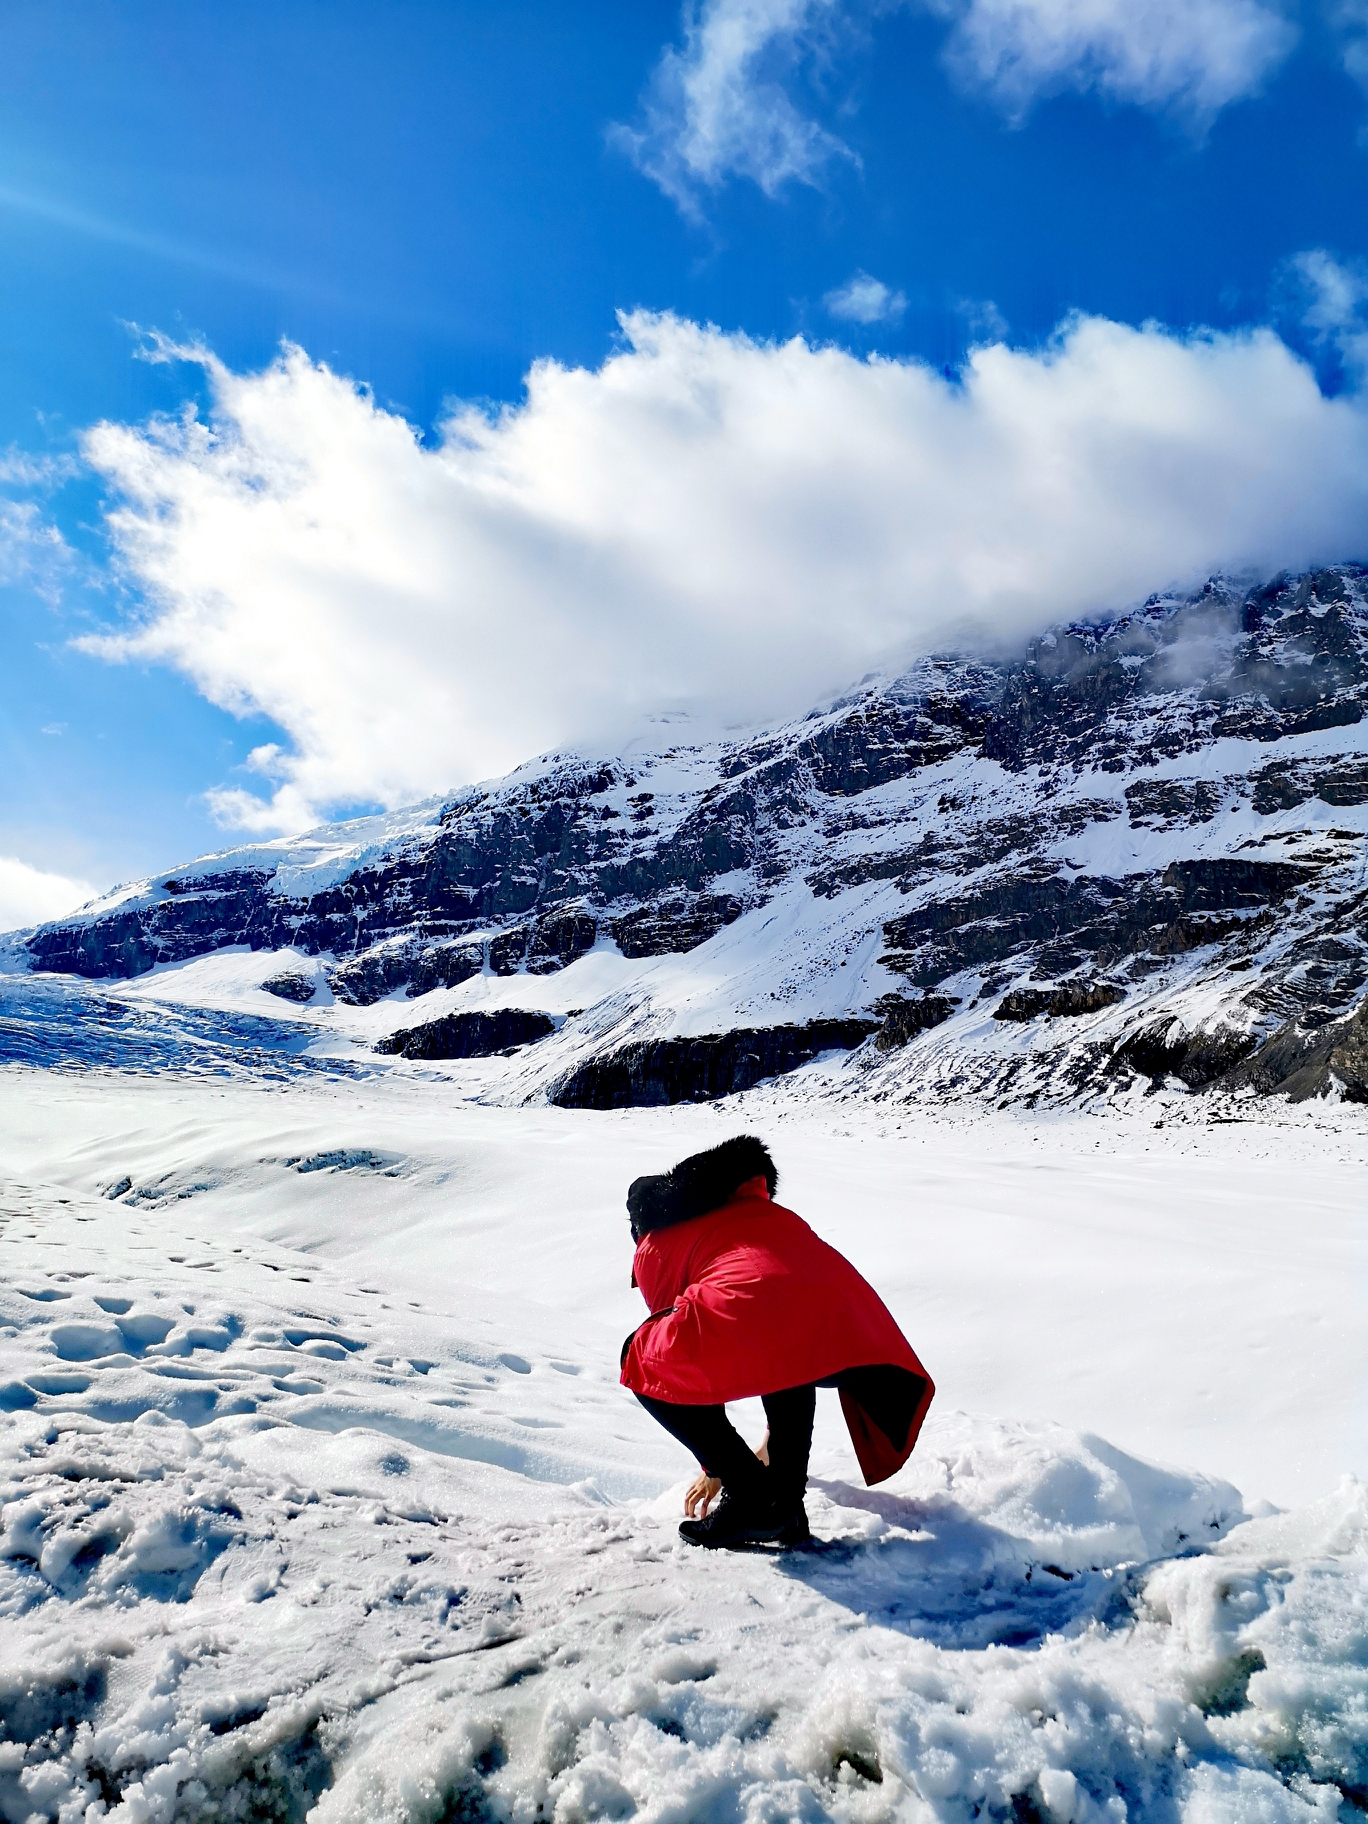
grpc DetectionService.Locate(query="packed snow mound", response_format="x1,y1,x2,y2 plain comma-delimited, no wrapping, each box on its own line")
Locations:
2,1171,1366,1824
897,1413,1245,1572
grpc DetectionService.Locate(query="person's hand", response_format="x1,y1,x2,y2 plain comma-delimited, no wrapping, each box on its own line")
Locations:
683,1430,772,1516
684,1472,721,1517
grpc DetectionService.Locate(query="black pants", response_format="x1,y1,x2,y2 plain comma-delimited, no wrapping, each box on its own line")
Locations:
636,1385,815,1509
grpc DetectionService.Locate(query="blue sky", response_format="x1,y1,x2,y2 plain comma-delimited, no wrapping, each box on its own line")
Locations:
4,0,1368,919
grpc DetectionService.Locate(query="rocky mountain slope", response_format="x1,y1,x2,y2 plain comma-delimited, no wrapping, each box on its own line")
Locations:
20,566,1368,1107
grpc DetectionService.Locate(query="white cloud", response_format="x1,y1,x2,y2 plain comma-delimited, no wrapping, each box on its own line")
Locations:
825,271,908,323
0,448,78,488
0,497,70,601
0,446,79,604
78,306,1368,832
955,296,1011,343
1329,0,1368,104
617,0,1294,217
1290,247,1368,378
0,857,100,933
926,0,1295,118
609,0,857,216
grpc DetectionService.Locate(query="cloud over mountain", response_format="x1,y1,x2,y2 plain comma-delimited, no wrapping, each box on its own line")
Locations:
0,856,98,933
79,306,1368,832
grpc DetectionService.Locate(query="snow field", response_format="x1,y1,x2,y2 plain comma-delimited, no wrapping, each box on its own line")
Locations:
0,1070,1362,1506
0,1069,1365,1820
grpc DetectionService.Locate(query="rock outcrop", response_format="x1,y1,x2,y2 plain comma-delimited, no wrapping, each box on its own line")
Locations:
994,982,1126,1022
1109,1021,1259,1089
375,1008,556,1061
548,1020,879,1109
261,972,319,1003
872,996,957,1052
1215,999,1368,1102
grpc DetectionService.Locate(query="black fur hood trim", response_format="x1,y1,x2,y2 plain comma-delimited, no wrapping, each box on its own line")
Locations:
626,1135,778,1242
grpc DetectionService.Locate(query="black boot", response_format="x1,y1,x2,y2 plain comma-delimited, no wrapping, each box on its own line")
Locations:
761,1385,815,1547
774,1504,811,1546
678,1488,794,1549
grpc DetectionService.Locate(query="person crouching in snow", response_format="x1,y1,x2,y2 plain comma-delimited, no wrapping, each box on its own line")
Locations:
620,1134,934,1550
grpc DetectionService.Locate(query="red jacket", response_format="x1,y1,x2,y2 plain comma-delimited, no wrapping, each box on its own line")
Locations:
620,1179,933,1484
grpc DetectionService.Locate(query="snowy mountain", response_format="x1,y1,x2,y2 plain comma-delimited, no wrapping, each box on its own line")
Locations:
19,564,1368,1107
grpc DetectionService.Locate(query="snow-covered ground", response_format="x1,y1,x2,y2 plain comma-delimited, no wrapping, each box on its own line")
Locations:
2,1064,1365,1822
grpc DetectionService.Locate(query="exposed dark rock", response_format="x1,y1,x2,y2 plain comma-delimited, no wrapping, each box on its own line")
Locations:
375,1008,556,1060
1214,997,1368,1102
1111,1022,1258,1088
527,910,597,974
1250,764,1312,814
881,858,1313,987
487,929,528,975
807,835,949,899
1236,916,1368,1031
1161,858,1317,909
1144,913,1263,957
329,946,420,1007
998,984,1062,1020
549,1019,879,1108
978,570,1368,774
994,982,1126,1022
873,996,956,1051
790,692,986,796
1125,779,1226,828
28,870,276,979
1316,762,1368,805
406,944,484,997
612,894,743,958
260,973,318,1004
809,800,1120,900
1250,757,1368,814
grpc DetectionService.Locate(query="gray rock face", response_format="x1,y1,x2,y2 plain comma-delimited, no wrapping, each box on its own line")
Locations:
260,973,318,1003
981,570,1366,772
872,996,957,1052
1109,1022,1258,1089
880,860,1315,988
22,565,1368,1109
375,1008,556,1061
548,1020,879,1109
993,982,1125,1022
1215,998,1368,1102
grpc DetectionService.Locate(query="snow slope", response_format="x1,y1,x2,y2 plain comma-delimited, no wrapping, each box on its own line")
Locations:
2,1064,1366,1822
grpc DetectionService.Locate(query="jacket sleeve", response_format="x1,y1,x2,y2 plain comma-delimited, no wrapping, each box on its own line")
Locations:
632,1233,687,1311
